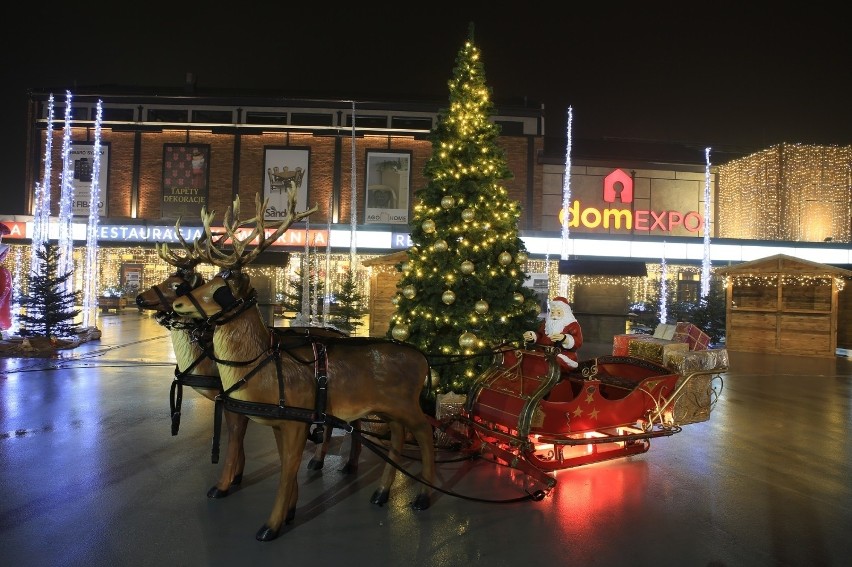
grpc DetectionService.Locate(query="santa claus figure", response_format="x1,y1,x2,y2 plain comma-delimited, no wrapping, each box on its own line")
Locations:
523,296,583,371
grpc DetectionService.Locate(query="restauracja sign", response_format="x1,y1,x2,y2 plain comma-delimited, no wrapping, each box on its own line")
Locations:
558,168,705,233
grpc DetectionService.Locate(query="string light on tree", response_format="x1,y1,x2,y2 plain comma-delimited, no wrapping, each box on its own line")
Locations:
57,90,75,294
659,245,668,325
388,25,538,396
82,99,104,329
701,147,712,298
559,106,573,298
31,93,56,278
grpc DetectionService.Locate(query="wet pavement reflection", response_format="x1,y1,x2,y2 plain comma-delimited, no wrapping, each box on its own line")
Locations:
1,310,851,566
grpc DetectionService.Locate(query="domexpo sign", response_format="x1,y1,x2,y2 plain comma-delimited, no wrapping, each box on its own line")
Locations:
558,168,704,234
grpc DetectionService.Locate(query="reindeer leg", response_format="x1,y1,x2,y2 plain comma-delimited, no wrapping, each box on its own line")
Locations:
256,422,307,542
407,417,435,511
306,425,331,471
340,418,361,475
370,420,404,506
207,411,249,498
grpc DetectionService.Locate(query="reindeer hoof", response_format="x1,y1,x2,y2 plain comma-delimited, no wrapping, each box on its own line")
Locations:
256,525,279,542
339,462,358,475
207,486,230,499
306,458,324,471
231,473,243,486
411,494,431,510
370,488,389,506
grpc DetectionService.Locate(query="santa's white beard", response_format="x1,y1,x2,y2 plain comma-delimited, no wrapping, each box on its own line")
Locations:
545,312,576,335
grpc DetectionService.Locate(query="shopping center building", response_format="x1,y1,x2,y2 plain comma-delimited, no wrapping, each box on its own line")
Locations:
2,85,851,348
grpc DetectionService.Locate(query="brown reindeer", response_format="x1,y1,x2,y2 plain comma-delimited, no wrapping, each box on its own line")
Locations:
171,193,435,541
135,229,249,498
136,224,360,493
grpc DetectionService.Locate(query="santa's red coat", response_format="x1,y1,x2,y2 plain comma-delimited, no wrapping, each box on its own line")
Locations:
532,320,583,369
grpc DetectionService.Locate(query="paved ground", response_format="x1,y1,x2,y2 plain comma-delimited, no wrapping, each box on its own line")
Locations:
1,310,851,566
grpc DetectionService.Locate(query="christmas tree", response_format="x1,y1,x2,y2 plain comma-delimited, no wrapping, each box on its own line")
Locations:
18,243,82,339
327,268,366,335
388,24,540,397
279,266,325,324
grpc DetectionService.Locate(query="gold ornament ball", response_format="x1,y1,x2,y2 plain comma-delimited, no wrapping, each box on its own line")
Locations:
391,294,401,306
402,285,417,299
400,261,410,273
461,208,475,222
459,331,477,349
434,239,448,252
516,251,528,264
391,324,410,341
460,260,475,275
442,290,456,305
498,251,512,265
512,292,525,304
474,300,489,314
441,196,455,209
422,219,436,233
429,368,441,386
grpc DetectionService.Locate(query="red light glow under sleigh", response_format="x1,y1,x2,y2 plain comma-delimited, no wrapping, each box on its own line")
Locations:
437,344,727,489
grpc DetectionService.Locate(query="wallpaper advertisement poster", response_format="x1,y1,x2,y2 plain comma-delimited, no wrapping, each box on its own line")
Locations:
161,144,210,220
263,147,310,220
365,151,411,225
70,142,110,217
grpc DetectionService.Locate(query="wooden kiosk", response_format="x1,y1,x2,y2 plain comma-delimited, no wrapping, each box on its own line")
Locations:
716,254,852,357
362,250,408,337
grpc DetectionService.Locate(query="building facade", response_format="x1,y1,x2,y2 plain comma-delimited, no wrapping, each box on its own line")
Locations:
2,86,851,343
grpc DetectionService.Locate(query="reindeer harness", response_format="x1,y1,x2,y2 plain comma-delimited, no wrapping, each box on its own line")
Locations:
179,283,356,447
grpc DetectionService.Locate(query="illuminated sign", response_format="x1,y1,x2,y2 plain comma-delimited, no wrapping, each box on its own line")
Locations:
559,168,704,234
5,221,327,246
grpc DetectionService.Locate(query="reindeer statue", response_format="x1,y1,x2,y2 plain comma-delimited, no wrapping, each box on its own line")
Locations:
136,221,360,498
135,228,249,498
171,193,436,541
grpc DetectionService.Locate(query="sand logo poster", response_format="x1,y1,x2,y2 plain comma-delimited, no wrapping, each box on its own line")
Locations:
262,147,310,220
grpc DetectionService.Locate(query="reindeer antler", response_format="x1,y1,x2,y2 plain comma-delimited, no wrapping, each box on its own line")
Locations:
197,192,318,271
157,216,211,270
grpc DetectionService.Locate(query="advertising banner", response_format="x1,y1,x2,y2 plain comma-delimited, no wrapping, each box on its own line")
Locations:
161,144,209,220
70,142,110,217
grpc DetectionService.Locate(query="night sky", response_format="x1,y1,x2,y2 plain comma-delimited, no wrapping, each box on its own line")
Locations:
3,1,849,216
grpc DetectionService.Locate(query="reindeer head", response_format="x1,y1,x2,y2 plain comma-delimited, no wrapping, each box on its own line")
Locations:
136,218,213,312
172,192,316,321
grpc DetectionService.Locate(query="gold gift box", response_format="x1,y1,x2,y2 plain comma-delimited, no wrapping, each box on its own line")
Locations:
627,337,688,364
665,349,728,426
663,348,729,374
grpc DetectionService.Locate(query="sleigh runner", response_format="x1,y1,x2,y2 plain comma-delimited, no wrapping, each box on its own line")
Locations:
437,344,726,488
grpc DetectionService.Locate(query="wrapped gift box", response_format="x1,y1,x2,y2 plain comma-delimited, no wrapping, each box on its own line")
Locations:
665,349,728,425
625,335,689,364
672,322,711,350
663,348,729,374
612,333,637,356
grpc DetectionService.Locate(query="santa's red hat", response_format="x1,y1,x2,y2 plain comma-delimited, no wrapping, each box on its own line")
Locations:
549,296,569,307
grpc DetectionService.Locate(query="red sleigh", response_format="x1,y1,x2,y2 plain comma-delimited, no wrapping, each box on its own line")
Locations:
438,344,727,489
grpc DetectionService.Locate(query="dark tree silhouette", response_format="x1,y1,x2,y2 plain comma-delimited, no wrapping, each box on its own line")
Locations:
18,243,81,339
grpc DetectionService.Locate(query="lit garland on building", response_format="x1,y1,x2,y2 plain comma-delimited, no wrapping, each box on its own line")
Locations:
723,273,845,291
718,143,852,242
